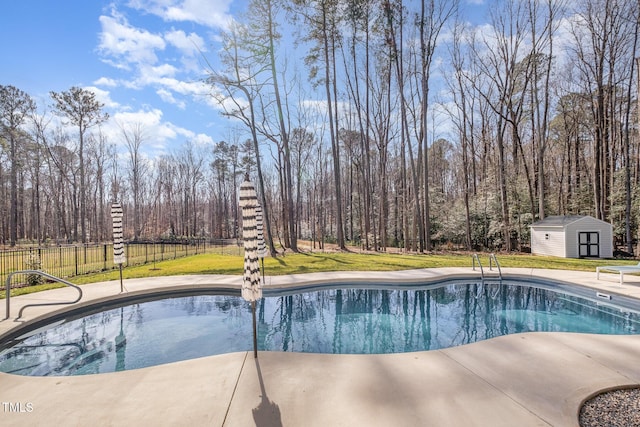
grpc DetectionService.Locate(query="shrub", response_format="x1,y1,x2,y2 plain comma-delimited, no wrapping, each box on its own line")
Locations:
25,251,44,286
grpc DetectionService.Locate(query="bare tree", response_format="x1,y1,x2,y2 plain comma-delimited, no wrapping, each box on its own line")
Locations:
173,141,206,237
294,0,347,249
384,0,422,251
470,0,533,251
445,20,474,249
417,0,457,251
50,87,108,242
250,0,298,251
208,21,277,255
119,122,147,240
568,0,636,221
528,0,561,221
0,85,36,246
86,131,110,242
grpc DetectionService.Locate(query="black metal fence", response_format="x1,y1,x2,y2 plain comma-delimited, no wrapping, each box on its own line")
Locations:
1,239,242,288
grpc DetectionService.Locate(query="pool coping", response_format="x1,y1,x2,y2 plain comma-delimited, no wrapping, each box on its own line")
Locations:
3,268,640,343
1,267,640,426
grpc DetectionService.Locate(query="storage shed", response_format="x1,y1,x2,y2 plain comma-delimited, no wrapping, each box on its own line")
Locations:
530,215,613,258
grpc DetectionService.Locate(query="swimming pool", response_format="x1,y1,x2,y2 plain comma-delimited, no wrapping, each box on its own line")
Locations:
1,281,639,376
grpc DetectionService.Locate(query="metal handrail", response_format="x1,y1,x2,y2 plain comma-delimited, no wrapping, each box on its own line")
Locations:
473,253,503,281
472,253,484,278
4,270,83,320
489,253,503,279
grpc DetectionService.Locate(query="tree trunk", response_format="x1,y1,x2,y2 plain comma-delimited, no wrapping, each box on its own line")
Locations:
322,7,345,249
266,0,297,252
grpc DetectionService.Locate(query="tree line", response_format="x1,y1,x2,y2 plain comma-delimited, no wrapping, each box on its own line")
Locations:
1,0,639,255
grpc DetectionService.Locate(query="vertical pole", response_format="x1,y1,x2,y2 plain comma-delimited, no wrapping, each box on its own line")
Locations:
252,300,258,359
5,275,10,320
119,264,123,293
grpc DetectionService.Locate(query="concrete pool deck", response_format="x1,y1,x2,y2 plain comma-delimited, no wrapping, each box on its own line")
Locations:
1,267,639,426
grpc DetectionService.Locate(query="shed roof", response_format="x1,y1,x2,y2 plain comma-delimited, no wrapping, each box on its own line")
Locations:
530,215,591,228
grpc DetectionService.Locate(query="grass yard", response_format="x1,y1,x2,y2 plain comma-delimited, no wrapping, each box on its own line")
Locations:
3,250,637,298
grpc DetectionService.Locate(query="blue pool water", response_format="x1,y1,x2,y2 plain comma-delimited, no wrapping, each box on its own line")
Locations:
1,282,639,376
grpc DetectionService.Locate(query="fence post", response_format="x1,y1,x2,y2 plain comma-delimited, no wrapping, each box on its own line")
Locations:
103,244,108,271
75,246,79,276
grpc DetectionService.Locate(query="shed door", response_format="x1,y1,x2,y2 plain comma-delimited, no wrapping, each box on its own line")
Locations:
579,232,599,257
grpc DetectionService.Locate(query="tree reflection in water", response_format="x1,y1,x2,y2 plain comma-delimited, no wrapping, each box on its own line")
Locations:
258,283,639,354
1,283,639,376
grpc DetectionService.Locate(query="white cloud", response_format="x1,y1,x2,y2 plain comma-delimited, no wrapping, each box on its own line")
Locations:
94,77,119,87
553,15,579,66
83,86,120,109
98,14,166,67
149,63,179,79
191,132,214,146
165,29,205,56
98,7,216,111
129,0,235,30
114,108,165,130
156,88,186,108
109,107,212,147
93,4,223,151
106,108,187,155
156,122,180,141
299,99,330,116
207,83,250,114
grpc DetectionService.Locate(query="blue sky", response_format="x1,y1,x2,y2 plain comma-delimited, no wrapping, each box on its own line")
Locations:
1,0,245,156
1,0,494,158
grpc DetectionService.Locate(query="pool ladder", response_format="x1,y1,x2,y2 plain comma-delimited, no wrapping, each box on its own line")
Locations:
4,270,83,321
472,253,503,282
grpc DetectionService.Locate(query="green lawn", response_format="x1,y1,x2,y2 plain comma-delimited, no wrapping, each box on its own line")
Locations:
3,250,636,298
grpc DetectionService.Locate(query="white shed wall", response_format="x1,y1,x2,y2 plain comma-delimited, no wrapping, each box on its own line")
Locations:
531,227,565,257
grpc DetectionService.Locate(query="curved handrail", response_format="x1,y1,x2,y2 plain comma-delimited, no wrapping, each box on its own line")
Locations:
489,253,503,280
4,270,83,320
472,253,484,278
